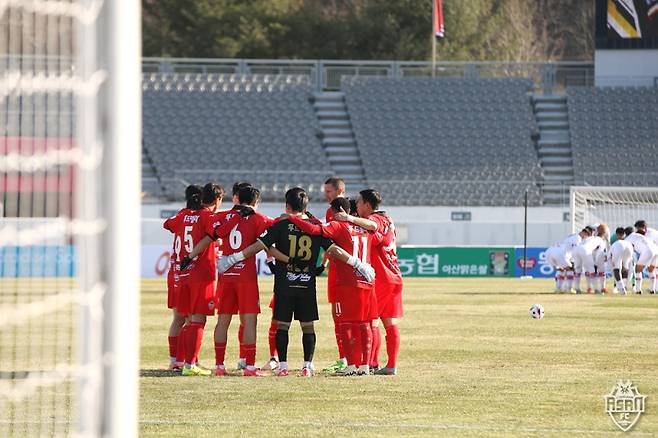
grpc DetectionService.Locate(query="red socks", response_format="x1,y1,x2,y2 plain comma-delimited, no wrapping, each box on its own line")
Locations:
184,321,205,365
268,320,278,358
370,325,381,367
334,321,345,359
243,343,256,367
238,324,245,359
175,325,188,363
358,322,372,368
214,341,227,366
168,336,177,358
385,325,400,369
339,322,357,366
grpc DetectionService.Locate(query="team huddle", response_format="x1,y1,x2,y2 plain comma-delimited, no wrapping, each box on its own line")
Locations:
545,220,658,295
162,178,403,377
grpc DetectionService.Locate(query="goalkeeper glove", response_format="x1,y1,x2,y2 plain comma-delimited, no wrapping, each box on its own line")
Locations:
218,252,246,274
346,256,376,283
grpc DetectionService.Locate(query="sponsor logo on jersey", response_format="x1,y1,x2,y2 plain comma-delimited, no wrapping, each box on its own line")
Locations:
286,272,312,282
183,214,200,224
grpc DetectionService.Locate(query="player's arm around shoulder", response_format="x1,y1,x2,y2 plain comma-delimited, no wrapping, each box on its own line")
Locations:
333,207,378,231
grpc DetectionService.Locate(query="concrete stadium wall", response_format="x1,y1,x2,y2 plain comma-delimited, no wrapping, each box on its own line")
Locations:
143,203,571,247
595,49,658,86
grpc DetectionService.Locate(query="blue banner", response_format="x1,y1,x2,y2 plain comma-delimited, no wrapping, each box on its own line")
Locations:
0,246,76,278
514,247,554,278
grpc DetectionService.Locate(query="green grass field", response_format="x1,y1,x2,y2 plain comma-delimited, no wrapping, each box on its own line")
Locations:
140,278,658,437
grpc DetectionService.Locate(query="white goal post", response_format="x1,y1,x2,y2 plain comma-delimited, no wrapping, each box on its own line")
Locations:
570,186,658,233
0,1,140,437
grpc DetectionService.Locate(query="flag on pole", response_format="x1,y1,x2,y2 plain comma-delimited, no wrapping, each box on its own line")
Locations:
433,0,445,38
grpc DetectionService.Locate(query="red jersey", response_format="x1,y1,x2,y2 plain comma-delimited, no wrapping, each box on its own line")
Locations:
163,207,191,285
324,206,338,288
169,207,217,284
370,212,403,284
216,212,274,283
325,206,333,223
288,216,379,289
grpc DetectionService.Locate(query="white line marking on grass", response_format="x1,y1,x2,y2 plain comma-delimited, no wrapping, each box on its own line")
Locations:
139,419,654,435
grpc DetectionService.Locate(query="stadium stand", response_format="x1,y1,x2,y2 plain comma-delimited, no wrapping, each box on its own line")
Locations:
341,76,543,206
142,73,332,201
567,86,658,186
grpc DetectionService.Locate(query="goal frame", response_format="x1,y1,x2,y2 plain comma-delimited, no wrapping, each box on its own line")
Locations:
570,186,658,233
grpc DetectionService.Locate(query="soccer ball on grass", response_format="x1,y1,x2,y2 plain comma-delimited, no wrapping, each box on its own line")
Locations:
529,304,544,319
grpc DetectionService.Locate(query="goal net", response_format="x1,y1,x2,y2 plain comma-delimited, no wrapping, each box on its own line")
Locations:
570,186,658,233
1,1,140,437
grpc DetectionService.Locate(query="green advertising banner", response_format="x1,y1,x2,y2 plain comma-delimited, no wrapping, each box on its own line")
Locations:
396,247,515,277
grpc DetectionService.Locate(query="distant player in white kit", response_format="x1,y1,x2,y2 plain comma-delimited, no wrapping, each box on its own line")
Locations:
573,224,608,294
629,220,658,294
609,227,634,295
545,227,592,292
592,224,610,293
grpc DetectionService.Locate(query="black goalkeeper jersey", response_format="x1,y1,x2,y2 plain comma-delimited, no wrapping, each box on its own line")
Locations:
258,218,333,296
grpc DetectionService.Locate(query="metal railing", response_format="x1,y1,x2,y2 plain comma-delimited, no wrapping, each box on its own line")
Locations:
7,55,658,92
141,57,596,93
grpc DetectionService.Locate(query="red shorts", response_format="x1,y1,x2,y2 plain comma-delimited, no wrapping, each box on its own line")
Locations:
333,286,378,322
217,281,260,315
375,282,403,318
177,281,216,316
327,266,337,303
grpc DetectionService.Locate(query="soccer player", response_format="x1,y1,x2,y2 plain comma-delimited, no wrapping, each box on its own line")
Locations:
219,187,371,376
609,227,634,295
627,221,658,294
321,177,349,373
176,183,225,376
286,197,380,376
162,184,202,370
188,185,274,376
573,224,608,294
228,181,256,371
544,228,591,293
593,224,610,293
334,190,403,375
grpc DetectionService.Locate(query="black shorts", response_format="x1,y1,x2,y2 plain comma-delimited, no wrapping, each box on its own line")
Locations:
273,291,319,323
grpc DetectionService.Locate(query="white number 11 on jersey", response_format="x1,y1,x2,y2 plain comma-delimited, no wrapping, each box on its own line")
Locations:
351,236,368,263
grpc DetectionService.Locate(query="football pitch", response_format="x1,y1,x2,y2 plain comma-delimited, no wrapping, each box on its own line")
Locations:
140,278,658,437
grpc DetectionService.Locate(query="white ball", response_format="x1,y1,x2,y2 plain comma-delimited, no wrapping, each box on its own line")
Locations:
529,304,544,319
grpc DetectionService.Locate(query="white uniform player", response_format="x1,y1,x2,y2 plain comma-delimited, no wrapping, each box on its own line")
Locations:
609,228,634,295
625,231,658,293
592,224,610,292
545,229,589,292
573,235,606,293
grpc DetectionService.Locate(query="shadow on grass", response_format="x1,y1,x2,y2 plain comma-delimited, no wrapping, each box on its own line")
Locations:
140,369,180,378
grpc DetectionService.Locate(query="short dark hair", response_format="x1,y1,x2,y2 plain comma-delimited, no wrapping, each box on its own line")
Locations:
201,182,224,205
635,220,647,228
359,189,382,210
285,187,309,213
330,197,350,213
324,177,345,190
185,184,203,210
238,185,261,206
232,181,251,197
615,227,625,236
624,226,634,236
349,198,358,215
583,226,595,234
